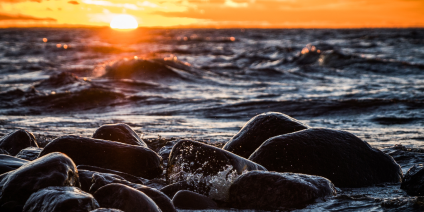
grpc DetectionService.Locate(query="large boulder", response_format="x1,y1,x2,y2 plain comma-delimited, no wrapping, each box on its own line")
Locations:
172,190,218,210
23,187,99,212
401,164,424,195
223,112,308,158
0,154,28,175
249,128,403,187
0,129,38,156
39,135,162,179
93,123,147,147
16,147,42,161
0,152,79,209
229,171,336,210
167,140,266,201
93,183,161,212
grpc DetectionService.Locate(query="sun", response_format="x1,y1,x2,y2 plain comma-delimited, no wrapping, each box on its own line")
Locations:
110,14,138,31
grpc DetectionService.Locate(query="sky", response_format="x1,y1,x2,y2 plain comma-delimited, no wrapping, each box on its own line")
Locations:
0,0,423,28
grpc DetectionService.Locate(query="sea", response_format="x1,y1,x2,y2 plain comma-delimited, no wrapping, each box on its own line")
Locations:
1,28,424,211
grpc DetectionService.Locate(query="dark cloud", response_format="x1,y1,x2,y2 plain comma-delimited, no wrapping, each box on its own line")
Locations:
67,1,78,4
0,13,56,21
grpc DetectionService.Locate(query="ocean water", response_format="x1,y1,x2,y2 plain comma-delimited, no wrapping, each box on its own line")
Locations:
1,28,424,211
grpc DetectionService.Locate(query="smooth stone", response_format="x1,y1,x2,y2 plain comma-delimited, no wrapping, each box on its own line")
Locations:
401,164,424,195
0,129,38,156
229,171,336,210
93,123,147,147
223,112,308,158
160,181,198,199
0,152,79,208
0,154,28,175
89,174,176,212
91,209,124,212
93,183,161,212
23,186,99,212
15,147,42,161
39,135,162,179
249,128,403,188
172,190,218,210
0,149,9,155
77,165,143,184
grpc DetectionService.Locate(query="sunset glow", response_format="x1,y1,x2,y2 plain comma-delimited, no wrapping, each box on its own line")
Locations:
0,0,423,28
110,14,138,30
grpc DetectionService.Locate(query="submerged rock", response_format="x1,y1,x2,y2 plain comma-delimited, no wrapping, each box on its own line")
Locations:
223,112,308,158
229,171,336,210
93,123,147,147
39,135,162,179
0,129,38,156
249,128,403,188
93,183,161,212
172,190,218,210
15,147,42,161
23,187,99,212
401,164,424,195
0,153,79,208
167,140,266,201
0,154,28,175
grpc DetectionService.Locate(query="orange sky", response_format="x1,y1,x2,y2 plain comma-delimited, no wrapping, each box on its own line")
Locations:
0,0,423,28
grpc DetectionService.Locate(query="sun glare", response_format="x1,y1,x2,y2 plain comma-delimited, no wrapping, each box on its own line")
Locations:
110,14,138,31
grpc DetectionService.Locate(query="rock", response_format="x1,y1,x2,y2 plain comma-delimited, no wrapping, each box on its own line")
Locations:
91,209,124,212
172,190,218,210
93,123,147,147
0,149,9,155
160,181,198,199
0,154,28,175
229,171,336,210
223,112,308,158
158,140,178,166
77,165,143,184
0,152,79,208
249,128,403,188
89,173,176,212
167,140,266,201
0,129,38,156
39,135,162,179
93,183,161,212
22,186,99,212
15,147,42,161
401,164,424,195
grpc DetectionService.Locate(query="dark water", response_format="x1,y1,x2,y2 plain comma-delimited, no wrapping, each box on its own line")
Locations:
1,28,424,211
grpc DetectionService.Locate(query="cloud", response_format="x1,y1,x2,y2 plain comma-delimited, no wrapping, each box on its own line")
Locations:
81,0,139,10
224,0,248,8
68,1,79,4
0,12,56,21
0,0,42,2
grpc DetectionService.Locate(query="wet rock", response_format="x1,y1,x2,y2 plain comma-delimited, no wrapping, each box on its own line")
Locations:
172,190,218,210
0,149,9,155
39,135,162,179
0,129,38,156
167,140,266,201
77,165,143,184
401,164,424,195
93,183,161,212
91,209,123,212
382,144,424,171
229,171,336,210
249,128,403,188
15,147,42,161
160,181,198,199
223,112,308,158
0,152,79,208
93,123,147,147
0,154,28,175
89,173,176,212
158,140,178,166
23,186,99,212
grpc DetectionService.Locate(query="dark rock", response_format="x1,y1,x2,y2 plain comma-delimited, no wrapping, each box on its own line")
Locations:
401,164,424,195
93,183,161,212
15,147,42,161
158,140,178,166
0,154,28,175
78,170,96,193
382,144,424,171
249,128,403,188
77,165,143,184
39,135,162,179
0,149,9,155
0,152,79,208
223,112,308,158
23,186,99,212
167,140,266,201
229,171,336,210
91,209,123,212
172,190,218,210
0,129,38,156
89,173,176,212
160,181,198,199
93,123,147,147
